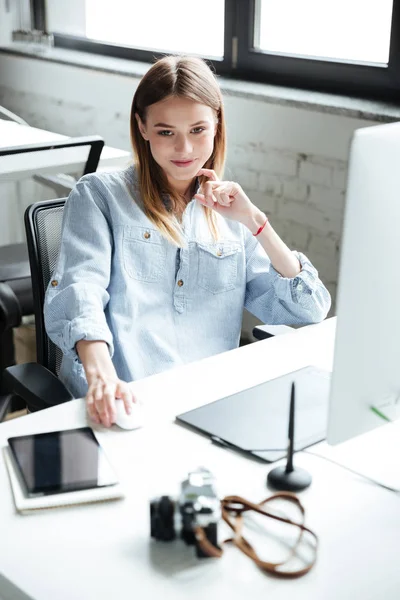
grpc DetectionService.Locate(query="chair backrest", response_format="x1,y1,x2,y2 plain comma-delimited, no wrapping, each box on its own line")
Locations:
19,136,105,375
24,199,66,375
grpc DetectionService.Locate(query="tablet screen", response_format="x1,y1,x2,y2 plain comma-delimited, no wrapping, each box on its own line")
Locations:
8,427,119,496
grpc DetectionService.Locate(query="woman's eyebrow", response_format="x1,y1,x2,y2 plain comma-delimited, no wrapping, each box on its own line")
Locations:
153,120,209,128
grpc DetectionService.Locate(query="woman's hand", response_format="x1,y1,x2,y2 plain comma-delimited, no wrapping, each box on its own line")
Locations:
86,372,136,428
195,168,265,232
75,339,137,428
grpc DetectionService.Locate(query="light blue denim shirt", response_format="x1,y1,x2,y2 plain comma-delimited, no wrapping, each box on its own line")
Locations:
44,165,331,398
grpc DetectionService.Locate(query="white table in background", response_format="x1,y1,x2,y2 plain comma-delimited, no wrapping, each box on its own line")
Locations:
0,120,131,181
0,318,399,600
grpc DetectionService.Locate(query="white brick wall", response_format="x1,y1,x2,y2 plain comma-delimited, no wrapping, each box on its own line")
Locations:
231,167,258,191
282,179,308,202
299,160,331,187
258,173,283,197
332,165,348,190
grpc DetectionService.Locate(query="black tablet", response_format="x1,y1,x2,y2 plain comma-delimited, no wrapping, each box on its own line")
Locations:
176,366,331,462
8,427,119,497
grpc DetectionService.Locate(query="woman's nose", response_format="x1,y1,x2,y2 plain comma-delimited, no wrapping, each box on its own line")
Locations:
175,135,192,154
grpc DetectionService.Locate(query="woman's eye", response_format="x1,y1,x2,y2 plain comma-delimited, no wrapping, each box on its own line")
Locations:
192,127,205,134
158,130,173,136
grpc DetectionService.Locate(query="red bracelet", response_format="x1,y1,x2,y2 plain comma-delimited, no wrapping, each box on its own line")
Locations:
253,217,269,236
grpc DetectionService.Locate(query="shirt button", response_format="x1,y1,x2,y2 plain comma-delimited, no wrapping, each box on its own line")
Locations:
216,250,223,257
177,279,184,287
143,231,151,239
297,283,303,292
51,280,58,287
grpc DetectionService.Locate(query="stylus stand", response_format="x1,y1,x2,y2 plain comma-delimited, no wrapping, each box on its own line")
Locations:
267,465,312,492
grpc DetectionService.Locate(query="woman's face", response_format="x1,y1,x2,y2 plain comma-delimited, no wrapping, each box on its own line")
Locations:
136,96,217,191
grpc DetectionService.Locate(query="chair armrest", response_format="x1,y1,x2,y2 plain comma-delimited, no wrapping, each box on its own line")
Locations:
2,363,74,413
252,324,295,341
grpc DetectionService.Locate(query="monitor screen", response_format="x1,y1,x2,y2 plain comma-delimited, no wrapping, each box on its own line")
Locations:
328,121,400,444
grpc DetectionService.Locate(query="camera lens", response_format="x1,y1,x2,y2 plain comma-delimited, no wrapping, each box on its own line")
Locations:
150,496,176,541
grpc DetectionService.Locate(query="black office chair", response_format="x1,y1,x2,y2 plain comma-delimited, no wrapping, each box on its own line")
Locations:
0,198,73,419
0,136,105,379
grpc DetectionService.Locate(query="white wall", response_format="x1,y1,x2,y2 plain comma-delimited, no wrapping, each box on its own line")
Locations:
0,52,380,332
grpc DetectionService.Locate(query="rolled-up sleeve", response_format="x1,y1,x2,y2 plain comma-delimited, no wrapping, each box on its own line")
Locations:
244,233,331,326
44,176,114,360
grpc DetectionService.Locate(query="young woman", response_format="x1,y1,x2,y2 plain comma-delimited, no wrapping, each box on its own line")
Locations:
44,55,331,428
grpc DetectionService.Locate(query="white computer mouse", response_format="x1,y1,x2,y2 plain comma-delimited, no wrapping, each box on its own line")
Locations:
114,401,144,430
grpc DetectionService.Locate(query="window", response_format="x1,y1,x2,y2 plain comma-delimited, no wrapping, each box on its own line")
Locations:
35,0,400,100
47,0,225,58
256,0,393,64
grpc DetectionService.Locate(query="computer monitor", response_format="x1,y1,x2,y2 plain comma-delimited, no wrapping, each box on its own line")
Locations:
327,121,400,445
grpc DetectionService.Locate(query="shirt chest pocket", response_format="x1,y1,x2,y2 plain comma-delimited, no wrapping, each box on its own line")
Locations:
197,241,241,294
122,226,166,282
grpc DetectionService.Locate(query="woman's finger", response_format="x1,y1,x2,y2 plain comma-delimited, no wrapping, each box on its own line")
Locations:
94,386,110,426
87,382,101,419
117,382,134,415
94,379,103,402
92,380,106,423
107,396,117,425
86,390,100,424
102,384,116,426
219,192,232,206
213,190,224,206
96,398,108,424
211,184,231,206
195,193,227,213
212,183,230,194
195,192,214,208
86,387,95,410
197,168,219,181
207,184,227,207
194,193,211,207
203,181,217,205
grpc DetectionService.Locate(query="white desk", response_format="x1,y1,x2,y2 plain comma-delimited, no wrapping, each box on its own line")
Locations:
0,120,131,245
0,318,399,600
0,120,131,181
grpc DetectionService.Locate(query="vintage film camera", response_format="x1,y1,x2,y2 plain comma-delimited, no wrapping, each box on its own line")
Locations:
150,467,221,558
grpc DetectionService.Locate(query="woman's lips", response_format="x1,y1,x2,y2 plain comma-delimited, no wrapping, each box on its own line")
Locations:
171,159,196,167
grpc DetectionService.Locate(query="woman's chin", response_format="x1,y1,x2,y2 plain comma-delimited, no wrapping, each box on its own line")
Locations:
166,166,199,181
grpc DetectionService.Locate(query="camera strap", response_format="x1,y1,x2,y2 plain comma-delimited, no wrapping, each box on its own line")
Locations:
194,491,318,577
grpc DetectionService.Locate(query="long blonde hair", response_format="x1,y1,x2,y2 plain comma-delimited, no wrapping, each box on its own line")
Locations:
130,55,226,245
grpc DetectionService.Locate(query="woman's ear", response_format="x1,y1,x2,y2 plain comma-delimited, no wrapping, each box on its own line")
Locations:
135,113,149,140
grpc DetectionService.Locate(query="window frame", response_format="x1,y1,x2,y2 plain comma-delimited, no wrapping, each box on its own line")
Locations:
33,0,400,101
34,0,236,76
235,0,400,100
